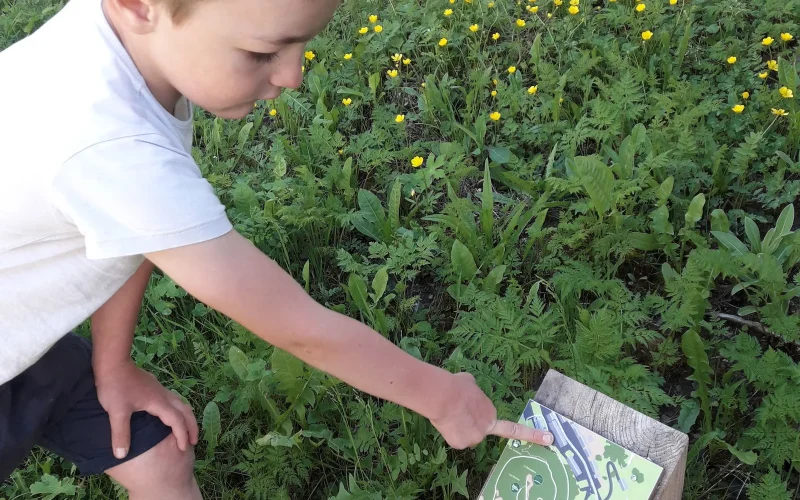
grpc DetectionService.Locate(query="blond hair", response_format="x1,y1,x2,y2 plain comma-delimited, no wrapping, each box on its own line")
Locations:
159,0,208,24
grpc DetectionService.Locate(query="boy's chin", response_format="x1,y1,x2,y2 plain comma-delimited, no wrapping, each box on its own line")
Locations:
205,103,257,120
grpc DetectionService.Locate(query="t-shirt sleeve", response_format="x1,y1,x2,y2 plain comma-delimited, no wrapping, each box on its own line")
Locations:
51,134,233,260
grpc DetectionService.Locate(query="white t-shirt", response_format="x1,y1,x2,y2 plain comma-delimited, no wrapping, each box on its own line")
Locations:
0,0,233,384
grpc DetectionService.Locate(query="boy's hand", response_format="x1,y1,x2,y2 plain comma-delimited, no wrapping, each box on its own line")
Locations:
430,372,554,450
94,361,199,459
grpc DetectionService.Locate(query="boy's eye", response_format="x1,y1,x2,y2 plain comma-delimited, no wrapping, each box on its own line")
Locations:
247,51,279,63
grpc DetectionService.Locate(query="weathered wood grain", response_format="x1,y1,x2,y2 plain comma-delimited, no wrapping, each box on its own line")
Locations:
534,369,689,500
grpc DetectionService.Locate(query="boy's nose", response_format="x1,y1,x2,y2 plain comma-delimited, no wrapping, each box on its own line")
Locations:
269,61,304,91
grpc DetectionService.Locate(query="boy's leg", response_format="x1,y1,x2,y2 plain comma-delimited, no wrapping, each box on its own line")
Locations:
1,333,201,499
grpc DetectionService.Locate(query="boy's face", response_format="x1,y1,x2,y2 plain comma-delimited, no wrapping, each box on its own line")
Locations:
149,0,340,119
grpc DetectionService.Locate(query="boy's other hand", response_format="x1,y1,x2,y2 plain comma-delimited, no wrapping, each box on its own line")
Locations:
94,361,199,459
429,372,554,450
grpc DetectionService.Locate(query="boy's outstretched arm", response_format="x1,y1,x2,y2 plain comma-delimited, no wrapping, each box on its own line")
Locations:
145,231,553,449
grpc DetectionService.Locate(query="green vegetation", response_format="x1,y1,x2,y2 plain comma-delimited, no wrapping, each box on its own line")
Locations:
2,0,799,498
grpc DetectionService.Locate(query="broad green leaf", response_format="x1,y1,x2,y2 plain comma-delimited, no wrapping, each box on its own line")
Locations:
348,273,371,314
712,231,749,257
202,402,221,452
630,232,660,251
777,57,797,93
352,218,381,242
677,400,700,433
237,122,253,151
721,441,758,465
371,267,388,301
529,32,542,66
358,189,386,224
482,265,507,293
774,204,795,238
488,145,512,164
229,346,250,381
256,431,299,448
661,262,680,282
684,193,705,227
744,217,761,253
650,206,674,235
656,176,674,207
480,164,494,244
710,209,730,232
388,180,401,233
737,305,758,316
572,156,615,217
681,330,712,432
302,260,310,292
233,183,257,214
451,239,478,281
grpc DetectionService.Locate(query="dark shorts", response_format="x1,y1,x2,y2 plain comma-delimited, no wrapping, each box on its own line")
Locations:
0,333,172,481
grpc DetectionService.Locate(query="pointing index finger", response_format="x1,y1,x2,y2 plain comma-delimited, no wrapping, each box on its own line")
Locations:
489,419,554,446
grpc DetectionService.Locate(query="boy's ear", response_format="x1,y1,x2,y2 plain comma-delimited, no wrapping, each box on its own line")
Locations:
107,0,162,34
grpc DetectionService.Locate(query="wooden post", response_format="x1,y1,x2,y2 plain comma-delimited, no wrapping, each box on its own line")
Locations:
533,369,689,500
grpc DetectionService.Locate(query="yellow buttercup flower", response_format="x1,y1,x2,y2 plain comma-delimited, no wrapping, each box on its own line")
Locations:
411,156,424,167
669,0,677,4
444,8,453,15
470,24,480,32
439,38,449,47
554,0,563,5
516,19,526,27
547,12,553,17
344,53,353,60
568,5,579,14
741,91,750,99
387,69,399,78
528,85,538,94
772,108,789,116
531,5,539,12
492,79,499,85
641,30,653,40
342,98,352,106
488,1,495,7
491,90,498,96
391,53,403,63
492,32,501,40
489,111,501,121
374,25,383,32
508,65,517,73
779,86,794,98
767,60,778,71
450,0,455,3
269,109,277,116
727,56,737,64
762,37,774,46
395,114,405,123
304,50,315,61
569,0,579,5
403,58,411,65
781,33,793,41
635,3,645,11
359,27,368,35
731,104,745,113
759,72,768,79
369,14,378,23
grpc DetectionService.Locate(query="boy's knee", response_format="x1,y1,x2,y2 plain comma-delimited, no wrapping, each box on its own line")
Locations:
107,434,197,495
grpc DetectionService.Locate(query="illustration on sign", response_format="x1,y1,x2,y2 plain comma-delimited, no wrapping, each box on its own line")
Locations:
478,401,663,500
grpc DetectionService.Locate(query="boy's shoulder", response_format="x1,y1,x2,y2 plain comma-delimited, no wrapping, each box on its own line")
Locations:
0,0,191,166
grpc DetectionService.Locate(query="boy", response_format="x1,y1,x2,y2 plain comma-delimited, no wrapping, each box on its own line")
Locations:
0,0,554,497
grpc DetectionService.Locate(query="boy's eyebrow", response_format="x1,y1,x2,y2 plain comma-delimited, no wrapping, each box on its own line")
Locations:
255,34,315,45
